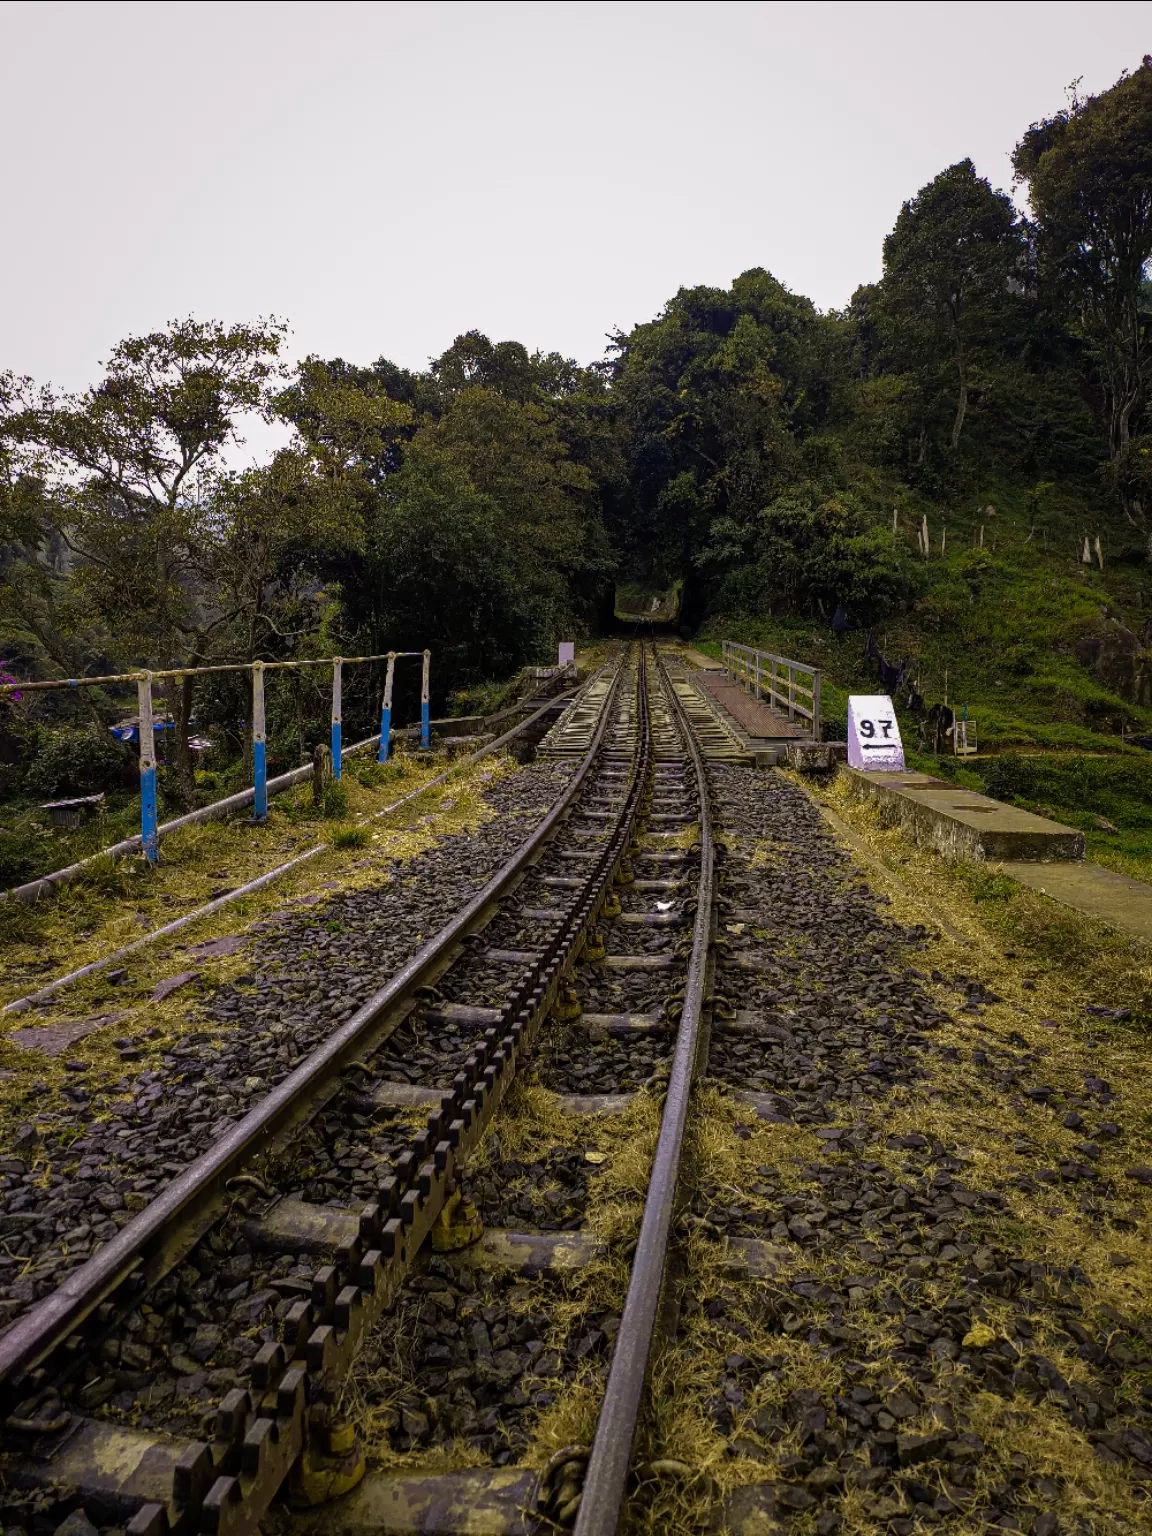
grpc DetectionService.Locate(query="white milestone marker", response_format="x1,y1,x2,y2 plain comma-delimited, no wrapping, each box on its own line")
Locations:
847,694,905,771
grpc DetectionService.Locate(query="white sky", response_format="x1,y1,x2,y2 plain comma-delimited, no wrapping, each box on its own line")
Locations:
1,0,1148,459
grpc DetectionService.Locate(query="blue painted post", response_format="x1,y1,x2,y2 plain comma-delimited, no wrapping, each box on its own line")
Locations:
331,656,343,780
420,649,431,750
137,671,158,864
251,662,267,822
377,653,396,763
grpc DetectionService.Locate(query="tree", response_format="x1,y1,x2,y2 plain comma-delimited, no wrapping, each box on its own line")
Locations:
0,372,50,546
1013,62,1152,494
880,160,1024,452
607,270,832,597
708,486,920,621
22,317,288,803
367,386,611,685
206,449,365,666
1,372,119,724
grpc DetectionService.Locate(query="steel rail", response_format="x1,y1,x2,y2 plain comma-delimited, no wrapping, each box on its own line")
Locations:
99,653,648,1534
574,645,715,1535
0,668,624,1394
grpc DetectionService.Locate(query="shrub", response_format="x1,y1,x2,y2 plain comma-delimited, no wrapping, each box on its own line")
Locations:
352,759,405,789
24,725,131,798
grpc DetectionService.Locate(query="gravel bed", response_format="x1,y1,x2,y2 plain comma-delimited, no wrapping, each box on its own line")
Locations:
0,760,574,1329
462,1143,605,1231
1,676,698,1532
350,1256,619,1464
12,708,648,1449
537,1026,669,1096
672,765,1152,1534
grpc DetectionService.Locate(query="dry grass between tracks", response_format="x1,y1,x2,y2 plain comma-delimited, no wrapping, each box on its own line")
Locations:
343,1076,662,1478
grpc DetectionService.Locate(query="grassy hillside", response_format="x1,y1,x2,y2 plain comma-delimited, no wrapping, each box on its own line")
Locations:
698,476,1152,885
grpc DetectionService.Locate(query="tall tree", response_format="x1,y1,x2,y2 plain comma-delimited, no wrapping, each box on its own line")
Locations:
880,159,1024,452
1012,61,1152,504
608,270,831,596
23,317,289,803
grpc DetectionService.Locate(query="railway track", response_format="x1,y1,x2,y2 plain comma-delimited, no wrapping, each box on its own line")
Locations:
4,642,1152,1536
0,643,705,1535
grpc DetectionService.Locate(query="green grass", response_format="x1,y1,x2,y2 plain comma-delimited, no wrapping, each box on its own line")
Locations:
329,823,371,849
701,473,1152,753
0,790,141,887
698,486,1152,882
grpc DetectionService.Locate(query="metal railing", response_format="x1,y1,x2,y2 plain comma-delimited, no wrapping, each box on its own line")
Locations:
720,640,822,739
0,651,430,866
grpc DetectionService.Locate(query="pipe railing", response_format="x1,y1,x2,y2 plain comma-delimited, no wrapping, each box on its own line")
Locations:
720,639,822,739
1,650,431,862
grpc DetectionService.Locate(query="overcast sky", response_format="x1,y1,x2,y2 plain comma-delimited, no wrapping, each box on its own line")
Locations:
1,0,1148,440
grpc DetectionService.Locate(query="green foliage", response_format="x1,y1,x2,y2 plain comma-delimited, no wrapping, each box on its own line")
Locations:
607,269,829,588
320,779,349,819
879,159,1024,453
329,823,370,849
23,724,130,797
708,486,920,619
4,58,1152,829
1013,64,1152,470
953,865,1019,904
350,759,405,789
979,752,1152,829
0,827,46,885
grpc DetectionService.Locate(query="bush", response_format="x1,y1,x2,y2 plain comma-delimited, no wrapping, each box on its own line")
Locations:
821,713,847,742
351,759,405,789
24,725,131,798
978,752,1152,828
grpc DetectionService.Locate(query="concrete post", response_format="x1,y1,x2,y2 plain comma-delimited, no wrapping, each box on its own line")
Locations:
251,662,267,822
137,672,158,864
377,653,396,764
331,657,343,780
421,650,431,750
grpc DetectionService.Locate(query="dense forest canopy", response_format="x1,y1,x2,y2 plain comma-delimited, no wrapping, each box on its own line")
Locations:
2,59,1152,807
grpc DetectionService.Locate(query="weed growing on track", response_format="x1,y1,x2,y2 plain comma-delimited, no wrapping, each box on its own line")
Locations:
329,823,372,849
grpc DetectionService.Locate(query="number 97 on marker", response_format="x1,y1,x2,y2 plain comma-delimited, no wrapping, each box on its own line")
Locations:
847,694,905,772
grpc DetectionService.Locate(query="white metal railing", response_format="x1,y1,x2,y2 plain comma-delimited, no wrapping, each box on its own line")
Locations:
720,641,822,739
